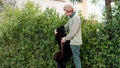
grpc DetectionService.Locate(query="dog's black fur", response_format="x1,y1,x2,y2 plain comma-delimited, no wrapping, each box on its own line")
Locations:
54,26,72,68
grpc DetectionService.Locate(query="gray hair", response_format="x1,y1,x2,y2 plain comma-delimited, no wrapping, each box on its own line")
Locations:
63,4,75,12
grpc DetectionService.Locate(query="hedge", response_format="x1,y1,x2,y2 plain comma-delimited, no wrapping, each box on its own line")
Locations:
0,1,120,68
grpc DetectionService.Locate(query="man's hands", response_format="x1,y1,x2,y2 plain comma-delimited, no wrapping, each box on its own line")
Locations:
61,37,66,43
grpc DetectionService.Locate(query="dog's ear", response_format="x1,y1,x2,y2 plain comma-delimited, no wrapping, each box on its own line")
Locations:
56,27,59,33
56,25,66,34
60,26,65,29
60,26,65,31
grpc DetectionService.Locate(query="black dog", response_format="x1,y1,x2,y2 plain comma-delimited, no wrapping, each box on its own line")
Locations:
54,26,72,68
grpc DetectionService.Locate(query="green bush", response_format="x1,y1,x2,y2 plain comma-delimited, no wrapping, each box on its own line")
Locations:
0,1,120,68
100,2,120,67
0,1,67,68
81,2,120,68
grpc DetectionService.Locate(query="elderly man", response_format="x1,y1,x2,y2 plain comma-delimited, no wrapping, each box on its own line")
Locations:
54,4,82,68
62,4,82,68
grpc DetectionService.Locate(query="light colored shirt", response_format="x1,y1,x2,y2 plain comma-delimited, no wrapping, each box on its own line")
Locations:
64,12,82,45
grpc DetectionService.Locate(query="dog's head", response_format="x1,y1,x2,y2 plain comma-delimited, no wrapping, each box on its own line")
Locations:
56,26,66,35
55,26,66,44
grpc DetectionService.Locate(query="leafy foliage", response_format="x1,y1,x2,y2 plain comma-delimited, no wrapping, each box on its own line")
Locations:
0,1,119,68
81,2,120,68
0,1,67,68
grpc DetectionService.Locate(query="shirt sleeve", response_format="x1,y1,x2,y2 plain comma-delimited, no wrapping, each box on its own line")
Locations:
64,17,81,40
64,20,69,31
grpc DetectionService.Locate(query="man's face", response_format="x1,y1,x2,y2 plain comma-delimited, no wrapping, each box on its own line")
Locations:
65,11,72,16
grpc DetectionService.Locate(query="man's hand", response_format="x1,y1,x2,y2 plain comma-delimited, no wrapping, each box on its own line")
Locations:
61,37,66,43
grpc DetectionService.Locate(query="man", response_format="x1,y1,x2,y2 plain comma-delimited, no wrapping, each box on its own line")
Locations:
54,4,82,68
62,4,83,68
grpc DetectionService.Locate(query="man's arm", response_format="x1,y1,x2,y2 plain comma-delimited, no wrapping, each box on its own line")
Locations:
65,17,81,40
64,21,69,31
